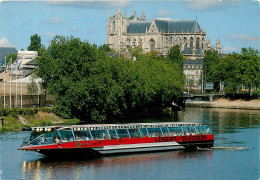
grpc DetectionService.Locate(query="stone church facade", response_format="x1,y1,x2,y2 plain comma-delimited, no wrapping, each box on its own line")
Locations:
107,9,221,59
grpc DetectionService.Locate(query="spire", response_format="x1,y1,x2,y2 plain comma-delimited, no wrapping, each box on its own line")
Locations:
108,10,111,18
141,10,146,21
125,10,127,18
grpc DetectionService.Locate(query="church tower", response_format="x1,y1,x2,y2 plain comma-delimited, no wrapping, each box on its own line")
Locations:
107,9,125,50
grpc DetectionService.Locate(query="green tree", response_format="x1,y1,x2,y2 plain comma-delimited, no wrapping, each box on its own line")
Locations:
216,54,241,94
98,44,112,52
168,45,185,71
27,79,38,95
203,50,221,90
28,34,42,51
129,46,144,59
6,54,17,63
240,47,260,95
36,35,185,121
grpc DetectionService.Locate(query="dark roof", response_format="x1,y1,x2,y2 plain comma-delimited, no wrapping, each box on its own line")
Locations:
126,19,201,34
184,59,203,65
182,47,192,54
0,47,17,61
195,47,203,54
25,59,36,66
127,22,151,33
154,19,201,33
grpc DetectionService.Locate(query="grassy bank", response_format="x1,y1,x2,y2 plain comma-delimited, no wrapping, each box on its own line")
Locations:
0,108,80,133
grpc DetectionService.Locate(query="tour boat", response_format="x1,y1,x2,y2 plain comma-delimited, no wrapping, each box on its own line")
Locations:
19,122,214,157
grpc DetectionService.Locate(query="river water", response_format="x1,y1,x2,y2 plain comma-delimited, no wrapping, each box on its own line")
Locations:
0,108,259,180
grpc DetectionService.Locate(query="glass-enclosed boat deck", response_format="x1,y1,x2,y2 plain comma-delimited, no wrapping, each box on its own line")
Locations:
21,122,213,147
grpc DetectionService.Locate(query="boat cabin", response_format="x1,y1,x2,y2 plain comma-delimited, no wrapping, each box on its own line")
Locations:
22,123,212,147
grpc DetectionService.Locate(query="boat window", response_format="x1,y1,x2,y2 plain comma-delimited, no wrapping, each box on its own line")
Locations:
59,130,74,142
29,131,44,142
128,128,141,138
139,128,148,137
44,130,60,144
161,127,169,136
182,126,189,135
28,134,44,145
147,128,162,137
187,126,196,135
28,130,59,145
91,130,109,140
205,126,212,134
168,127,182,136
116,129,129,139
74,130,92,141
196,126,206,134
109,129,118,139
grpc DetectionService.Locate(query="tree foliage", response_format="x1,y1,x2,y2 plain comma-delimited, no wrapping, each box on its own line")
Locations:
98,44,112,52
6,54,17,63
168,45,185,71
203,47,260,94
28,34,42,51
36,36,185,121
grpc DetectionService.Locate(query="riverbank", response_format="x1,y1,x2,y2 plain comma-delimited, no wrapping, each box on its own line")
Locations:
0,111,80,132
185,99,260,110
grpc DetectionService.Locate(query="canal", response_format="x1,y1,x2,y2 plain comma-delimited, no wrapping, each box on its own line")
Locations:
0,108,259,180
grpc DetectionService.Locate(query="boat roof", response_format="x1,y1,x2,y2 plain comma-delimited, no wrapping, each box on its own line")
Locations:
31,122,205,131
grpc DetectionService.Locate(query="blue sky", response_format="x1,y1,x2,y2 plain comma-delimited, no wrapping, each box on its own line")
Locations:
0,0,259,53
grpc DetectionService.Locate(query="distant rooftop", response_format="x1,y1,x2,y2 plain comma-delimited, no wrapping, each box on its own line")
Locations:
0,47,17,60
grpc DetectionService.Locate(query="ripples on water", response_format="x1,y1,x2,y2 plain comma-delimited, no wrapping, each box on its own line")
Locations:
212,146,251,151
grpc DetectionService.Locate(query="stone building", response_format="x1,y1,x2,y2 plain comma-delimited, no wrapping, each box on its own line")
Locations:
107,9,221,59
183,59,203,88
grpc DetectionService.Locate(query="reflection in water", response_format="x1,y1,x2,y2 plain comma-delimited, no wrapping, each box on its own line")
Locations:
179,108,260,134
21,150,213,180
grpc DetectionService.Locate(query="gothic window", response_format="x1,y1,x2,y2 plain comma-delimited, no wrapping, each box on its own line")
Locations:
149,39,155,51
184,37,187,48
190,37,193,49
196,38,200,49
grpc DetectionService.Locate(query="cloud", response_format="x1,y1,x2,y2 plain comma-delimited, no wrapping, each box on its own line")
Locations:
157,10,173,17
45,32,56,38
43,16,66,24
0,37,15,47
230,34,260,41
87,28,97,33
253,0,260,5
185,0,243,11
44,0,131,9
71,26,78,32
223,46,238,53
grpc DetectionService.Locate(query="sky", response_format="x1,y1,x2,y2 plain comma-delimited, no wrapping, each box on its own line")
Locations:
0,0,259,54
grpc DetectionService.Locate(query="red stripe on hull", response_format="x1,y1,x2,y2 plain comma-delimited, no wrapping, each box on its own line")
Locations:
20,134,214,150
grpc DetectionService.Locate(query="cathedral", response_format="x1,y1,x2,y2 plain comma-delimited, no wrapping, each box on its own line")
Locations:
107,9,221,59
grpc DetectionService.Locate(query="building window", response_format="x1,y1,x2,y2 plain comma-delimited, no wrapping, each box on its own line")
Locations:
196,38,200,49
190,37,193,49
149,39,155,51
